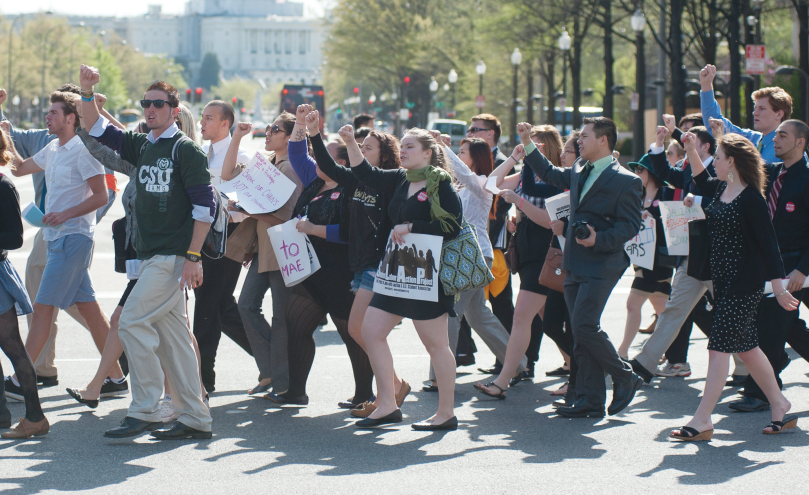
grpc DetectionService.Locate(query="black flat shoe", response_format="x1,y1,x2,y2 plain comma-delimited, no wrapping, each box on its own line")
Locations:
412,416,458,431
264,392,309,405
545,365,570,377
36,374,58,387
151,421,212,440
629,359,654,384
728,395,770,412
556,398,605,418
66,388,99,409
608,373,643,416
355,409,403,428
248,382,272,395
725,374,748,387
104,416,163,438
422,382,438,392
509,371,531,387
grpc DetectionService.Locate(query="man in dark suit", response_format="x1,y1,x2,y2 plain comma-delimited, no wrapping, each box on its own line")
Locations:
522,117,644,418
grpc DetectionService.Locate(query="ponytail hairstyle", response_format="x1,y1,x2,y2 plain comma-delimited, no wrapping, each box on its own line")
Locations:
718,134,766,195
403,128,454,179
461,137,497,219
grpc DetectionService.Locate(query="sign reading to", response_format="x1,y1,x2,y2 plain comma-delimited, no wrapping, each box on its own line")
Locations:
266,219,321,287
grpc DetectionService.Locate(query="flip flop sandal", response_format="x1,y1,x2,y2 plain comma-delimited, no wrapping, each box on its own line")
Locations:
763,415,798,435
669,426,713,441
473,382,507,400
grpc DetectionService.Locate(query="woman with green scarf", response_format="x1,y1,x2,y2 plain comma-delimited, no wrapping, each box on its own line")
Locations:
342,126,463,431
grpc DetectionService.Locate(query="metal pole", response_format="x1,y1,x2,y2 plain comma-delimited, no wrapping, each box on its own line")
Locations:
479,74,484,112
511,62,518,147
657,0,666,124
451,83,456,116
561,53,567,135
634,31,646,160
7,15,22,106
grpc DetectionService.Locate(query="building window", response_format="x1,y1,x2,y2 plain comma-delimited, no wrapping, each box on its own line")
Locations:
299,31,306,54
285,31,291,54
250,30,258,54
264,31,272,53
275,31,281,53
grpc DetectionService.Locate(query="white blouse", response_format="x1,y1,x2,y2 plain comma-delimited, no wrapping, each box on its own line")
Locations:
444,146,494,260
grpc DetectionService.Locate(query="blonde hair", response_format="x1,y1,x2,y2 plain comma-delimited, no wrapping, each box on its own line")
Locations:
0,128,13,166
530,125,563,168
403,128,453,178
176,103,198,142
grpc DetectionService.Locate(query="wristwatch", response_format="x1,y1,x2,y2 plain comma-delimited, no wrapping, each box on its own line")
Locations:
185,251,201,262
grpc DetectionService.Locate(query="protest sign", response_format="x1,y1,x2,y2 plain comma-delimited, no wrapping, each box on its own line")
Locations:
624,216,656,270
373,232,442,302
218,152,296,214
658,201,705,256
267,219,320,287
544,191,570,250
484,176,502,195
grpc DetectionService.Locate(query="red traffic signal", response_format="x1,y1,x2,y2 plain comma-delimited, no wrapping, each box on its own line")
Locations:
353,87,360,94
232,97,237,103
403,76,410,84
240,107,247,113
195,87,203,95
318,90,324,96
282,88,289,95
186,88,191,94
186,88,192,101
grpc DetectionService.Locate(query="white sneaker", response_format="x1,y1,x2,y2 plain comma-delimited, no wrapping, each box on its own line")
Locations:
161,398,179,423
655,362,692,377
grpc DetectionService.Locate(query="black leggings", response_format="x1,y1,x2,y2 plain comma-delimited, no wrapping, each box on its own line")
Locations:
0,309,45,422
284,287,374,402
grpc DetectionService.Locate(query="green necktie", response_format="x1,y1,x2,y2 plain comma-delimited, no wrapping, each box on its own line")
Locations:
756,139,763,152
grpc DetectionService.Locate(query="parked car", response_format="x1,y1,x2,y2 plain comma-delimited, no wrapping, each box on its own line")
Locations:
428,119,467,152
251,121,267,138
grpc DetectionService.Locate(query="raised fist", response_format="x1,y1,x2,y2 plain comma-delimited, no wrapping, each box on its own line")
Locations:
655,125,668,148
233,122,252,139
296,104,312,121
338,124,355,144
681,132,697,152
0,89,7,107
516,122,533,144
708,117,725,139
699,64,716,91
79,64,100,90
662,114,676,134
94,93,107,110
305,110,320,135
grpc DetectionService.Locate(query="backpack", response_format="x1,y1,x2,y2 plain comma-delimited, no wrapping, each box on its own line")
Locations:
139,135,229,259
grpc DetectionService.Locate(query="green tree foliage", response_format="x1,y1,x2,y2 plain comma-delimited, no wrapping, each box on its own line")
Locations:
198,53,222,91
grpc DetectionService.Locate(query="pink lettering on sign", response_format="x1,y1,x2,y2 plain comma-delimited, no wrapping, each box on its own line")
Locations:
666,217,688,230
280,240,300,259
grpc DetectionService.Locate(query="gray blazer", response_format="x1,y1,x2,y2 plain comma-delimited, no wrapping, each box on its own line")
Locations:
524,148,642,280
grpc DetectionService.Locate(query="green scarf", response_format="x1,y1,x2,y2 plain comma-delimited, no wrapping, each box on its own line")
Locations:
406,165,461,233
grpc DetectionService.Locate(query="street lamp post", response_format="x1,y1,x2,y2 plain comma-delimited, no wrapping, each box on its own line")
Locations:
558,29,572,135
775,65,809,123
476,61,486,112
429,76,439,117
510,48,523,147
448,69,458,118
631,8,646,161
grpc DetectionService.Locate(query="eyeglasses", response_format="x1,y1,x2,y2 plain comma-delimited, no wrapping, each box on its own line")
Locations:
140,99,172,109
267,124,283,136
466,127,491,134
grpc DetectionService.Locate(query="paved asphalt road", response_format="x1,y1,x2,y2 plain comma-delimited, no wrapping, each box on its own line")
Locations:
2,136,809,494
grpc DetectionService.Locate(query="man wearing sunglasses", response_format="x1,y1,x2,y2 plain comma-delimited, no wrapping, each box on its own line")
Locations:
79,64,214,441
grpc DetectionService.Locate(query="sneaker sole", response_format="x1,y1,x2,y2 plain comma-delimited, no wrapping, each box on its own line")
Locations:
104,423,163,438
100,389,130,398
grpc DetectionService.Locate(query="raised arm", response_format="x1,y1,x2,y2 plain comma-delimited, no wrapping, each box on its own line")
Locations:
699,64,760,144
343,124,403,194
308,113,356,187
76,127,136,176
79,64,102,133
2,128,43,177
649,126,689,190
222,122,252,181
440,136,487,200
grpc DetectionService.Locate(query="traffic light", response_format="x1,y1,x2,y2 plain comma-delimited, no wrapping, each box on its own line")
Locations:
353,87,360,94
240,107,247,114
231,97,237,104
403,76,410,85
186,88,192,102
195,87,202,103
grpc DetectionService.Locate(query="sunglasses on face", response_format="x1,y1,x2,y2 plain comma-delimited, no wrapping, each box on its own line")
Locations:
267,124,284,136
140,99,171,109
467,127,490,134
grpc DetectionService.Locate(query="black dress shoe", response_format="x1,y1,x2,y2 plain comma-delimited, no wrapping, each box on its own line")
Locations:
412,416,458,431
629,359,654,384
728,395,770,412
66,388,99,409
3,377,23,401
104,416,163,438
608,373,643,416
355,409,403,428
545,365,570,377
455,354,476,367
725,374,747,387
264,392,309,405
477,366,503,375
36,374,58,387
557,398,605,418
151,422,212,440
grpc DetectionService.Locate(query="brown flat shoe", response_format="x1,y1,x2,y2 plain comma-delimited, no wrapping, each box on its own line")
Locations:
395,380,411,408
1,418,50,439
639,315,658,334
350,401,377,418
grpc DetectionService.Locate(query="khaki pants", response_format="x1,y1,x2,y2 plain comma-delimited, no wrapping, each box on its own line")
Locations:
634,259,748,376
25,229,88,376
118,255,211,431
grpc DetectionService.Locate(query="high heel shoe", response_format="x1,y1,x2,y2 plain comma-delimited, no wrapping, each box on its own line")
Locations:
66,388,99,409
763,415,798,435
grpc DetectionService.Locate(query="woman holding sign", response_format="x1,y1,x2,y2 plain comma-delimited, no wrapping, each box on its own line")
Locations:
669,132,800,441
617,154,672,361
301,108,412,417
346,126,463,431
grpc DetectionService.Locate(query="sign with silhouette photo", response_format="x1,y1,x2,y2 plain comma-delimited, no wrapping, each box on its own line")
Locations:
373,232,442,302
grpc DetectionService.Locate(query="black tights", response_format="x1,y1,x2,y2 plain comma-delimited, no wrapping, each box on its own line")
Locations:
0,309,45,422
284,292,374,402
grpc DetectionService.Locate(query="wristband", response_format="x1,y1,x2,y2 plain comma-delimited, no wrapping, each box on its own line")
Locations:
518,198,524,210
294,122,306,126
187,251,201,257
775,290,789,298
81,95,95,102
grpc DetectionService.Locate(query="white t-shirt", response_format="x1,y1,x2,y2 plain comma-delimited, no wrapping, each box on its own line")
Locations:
203,134,252,185
33,135,105,241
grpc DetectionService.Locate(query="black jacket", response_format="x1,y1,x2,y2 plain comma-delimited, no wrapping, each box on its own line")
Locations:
649,150,716,198
488,147,511,249
693,171,785,294
763,157,809,276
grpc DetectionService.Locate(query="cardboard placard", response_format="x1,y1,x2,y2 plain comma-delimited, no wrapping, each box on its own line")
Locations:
624,216,656,270
266,219,320,287
218,152,296,214
544,191,570,250
658,201,705,256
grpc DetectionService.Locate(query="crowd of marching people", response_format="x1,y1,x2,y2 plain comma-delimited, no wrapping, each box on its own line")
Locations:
0,60,807,441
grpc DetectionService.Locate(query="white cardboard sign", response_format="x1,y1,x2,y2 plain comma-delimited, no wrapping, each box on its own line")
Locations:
266,219,320,287
658,201,705,256
373,232,442,302
544,191,571,250
624,216,656,270
217,152,296,214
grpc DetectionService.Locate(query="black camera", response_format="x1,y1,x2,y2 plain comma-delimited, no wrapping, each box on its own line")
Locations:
571,220,591,240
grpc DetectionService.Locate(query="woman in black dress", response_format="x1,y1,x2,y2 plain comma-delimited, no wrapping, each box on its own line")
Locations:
670,132,799,441
343,126,463,430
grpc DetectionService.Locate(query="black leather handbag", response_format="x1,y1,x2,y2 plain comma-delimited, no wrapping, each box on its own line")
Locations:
686,219,712,281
